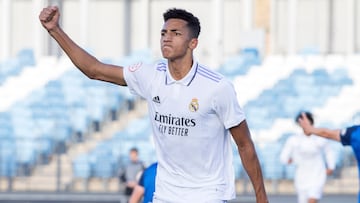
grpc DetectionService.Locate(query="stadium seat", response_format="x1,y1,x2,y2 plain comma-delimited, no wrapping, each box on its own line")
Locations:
243,65,353,132
0,49,36,85
217,48,261,78
17,48,35,67
258,142,284,180
0,138,17,177
73,154,92,179
92,146,117,179
15,139,37,176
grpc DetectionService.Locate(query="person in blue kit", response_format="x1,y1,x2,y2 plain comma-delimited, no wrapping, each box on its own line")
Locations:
39,5,268,203
129,162,158,203
298,112,360,203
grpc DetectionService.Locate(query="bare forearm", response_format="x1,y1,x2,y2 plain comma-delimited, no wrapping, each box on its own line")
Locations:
310,127,341,142
128,185,144,203
239,145,268,203
48,26,100,79
230,121,268,203
298,113,341,142
39,6,126,86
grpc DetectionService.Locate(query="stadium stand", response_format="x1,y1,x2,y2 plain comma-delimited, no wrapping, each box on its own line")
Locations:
217,52,358,191
0,49,35,86
1,1,360,202
312,55,360,127
240,55,357,142
0,49,152,191
243,67,353,130
218,47,261,79
0,47,359,197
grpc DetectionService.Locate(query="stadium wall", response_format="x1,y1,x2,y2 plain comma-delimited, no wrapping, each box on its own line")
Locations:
0,0,359,66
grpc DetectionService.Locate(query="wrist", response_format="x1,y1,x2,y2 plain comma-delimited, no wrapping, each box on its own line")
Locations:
47,26,60,35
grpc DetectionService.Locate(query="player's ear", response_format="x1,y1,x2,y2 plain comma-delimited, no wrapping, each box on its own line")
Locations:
189,38,198,50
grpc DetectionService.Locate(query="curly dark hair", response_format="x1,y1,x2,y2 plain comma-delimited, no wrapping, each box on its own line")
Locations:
163,8,201,39
296,111,314,125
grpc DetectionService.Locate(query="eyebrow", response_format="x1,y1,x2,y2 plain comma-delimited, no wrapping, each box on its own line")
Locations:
161,29,181,33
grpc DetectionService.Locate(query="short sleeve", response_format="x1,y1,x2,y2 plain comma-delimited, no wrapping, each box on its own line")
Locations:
340,125,360,146
213,79,245,129
138,171,145,187
123,62,154,99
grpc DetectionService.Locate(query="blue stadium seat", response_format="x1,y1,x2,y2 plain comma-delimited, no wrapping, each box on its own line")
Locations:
0,138,17,177
17,48,35,67
258,142,284,180
0,49,35,84
73,154,92,179
331,68,353,85
243,67,353,131
218,48,261,78
15,139,37,176
0,112,13,139
0,58,21,79
92,145,117,178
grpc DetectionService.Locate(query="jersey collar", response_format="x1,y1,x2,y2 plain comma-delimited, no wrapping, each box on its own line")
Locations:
165,60,198,86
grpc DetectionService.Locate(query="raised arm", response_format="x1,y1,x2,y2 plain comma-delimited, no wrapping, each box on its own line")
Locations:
230,120,268,203
298,112,341,142
39,6,126,86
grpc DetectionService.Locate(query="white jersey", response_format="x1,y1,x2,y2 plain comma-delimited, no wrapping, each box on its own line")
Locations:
280,134,336,199
124,59,245,202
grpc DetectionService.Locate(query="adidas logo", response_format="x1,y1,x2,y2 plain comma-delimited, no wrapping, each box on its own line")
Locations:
152,96,161,104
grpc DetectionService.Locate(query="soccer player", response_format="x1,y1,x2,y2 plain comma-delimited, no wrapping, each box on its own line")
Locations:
119,147,145,197
39,6,268,203
128,162,158,203
280,112,336,203
298,112,360,203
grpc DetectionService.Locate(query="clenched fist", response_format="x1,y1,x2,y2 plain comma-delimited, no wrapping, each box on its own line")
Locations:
39,6,60,32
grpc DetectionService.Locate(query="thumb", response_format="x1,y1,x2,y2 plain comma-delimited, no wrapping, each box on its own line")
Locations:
39,6,60,31
45,6,58,22
39,6,59,24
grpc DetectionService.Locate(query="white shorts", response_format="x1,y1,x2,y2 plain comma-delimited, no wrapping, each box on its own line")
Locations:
297,187,322,203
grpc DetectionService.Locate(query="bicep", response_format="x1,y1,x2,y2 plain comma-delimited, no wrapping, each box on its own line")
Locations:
230,120,253,148
230,120,263,172
92,62,127,86
329,129,341,142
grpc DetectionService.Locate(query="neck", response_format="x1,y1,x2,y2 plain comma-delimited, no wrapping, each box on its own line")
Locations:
168,58,193,80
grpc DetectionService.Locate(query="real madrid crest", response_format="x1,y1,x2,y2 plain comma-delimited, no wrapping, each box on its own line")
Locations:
189,98,199,112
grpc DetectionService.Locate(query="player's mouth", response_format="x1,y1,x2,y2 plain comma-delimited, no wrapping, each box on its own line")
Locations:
161,45,173,53
162,44,172,48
